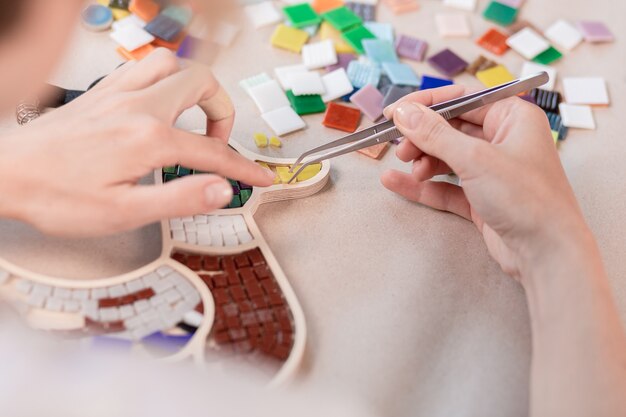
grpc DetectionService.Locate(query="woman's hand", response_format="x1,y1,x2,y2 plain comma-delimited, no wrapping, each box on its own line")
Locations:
0,48,275,237
383,86,626,417
381,85,593,282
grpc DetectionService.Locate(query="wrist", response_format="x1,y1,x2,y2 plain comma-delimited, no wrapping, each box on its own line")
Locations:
518,218,607,307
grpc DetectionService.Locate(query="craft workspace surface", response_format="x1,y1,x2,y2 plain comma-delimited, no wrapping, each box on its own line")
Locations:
0,0,625,415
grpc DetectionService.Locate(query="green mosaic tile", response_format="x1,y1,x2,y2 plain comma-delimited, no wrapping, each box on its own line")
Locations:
341,25,376,55
286,90,326,115
228,194,242,209
176,166,191,176
240,189,252,205
162,166,254,209
322,6,362,32
533,46,563,65
482,1,518,26
283,3,321,28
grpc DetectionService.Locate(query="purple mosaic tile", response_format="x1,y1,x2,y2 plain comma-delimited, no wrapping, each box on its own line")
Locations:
345,2,376,22
577,21,614,43
427,48,468,78
519,94,536,105
326,53,357,72
350,84,384,122
395,34,428,62
177,36,200,59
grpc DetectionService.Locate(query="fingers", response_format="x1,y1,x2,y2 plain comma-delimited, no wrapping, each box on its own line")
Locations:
117,174,234,230
381,170,471,221
396,137,423,162
90,61,138,91
105,48,182,92
202,86,236,143
396,119,484,163
393,102,480,177
383,85,491,126
157,129,275,187
412,155,452,181
482,97,551,144
449,119,486,139
143,64,235,143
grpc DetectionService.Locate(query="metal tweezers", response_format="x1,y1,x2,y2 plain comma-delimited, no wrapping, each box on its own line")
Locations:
287,71,549,183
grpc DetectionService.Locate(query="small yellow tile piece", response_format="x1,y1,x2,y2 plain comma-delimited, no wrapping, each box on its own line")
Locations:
271,24,310,53
111,8,130,20
96,1,129,20
476,65,515,88
319,22,355,54
275,166,293,184
269,136,282,148
254,133,268,148
295,163,322,182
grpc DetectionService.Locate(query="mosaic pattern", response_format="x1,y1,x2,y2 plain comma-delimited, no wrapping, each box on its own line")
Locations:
172,249,295,362
2,265,202,356
169,214,253,247
163,166,253,209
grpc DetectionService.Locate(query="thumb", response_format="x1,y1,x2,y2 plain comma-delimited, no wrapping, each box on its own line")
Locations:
119,175,234,230
394,102,479,175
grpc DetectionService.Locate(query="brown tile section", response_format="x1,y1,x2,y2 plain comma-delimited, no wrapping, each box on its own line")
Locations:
97,288,156,308
171,248,295,362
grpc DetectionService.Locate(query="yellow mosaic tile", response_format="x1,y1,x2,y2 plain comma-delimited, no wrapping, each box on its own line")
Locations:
254,133,269,148
269,136,282,148
271,24,310,53
476,65,515,88
275,166,292,184
295,163,322,182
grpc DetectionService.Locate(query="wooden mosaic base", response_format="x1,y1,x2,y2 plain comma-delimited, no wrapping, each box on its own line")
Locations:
0,139,331,386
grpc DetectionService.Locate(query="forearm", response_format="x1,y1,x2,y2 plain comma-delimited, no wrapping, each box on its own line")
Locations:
521,227,626,417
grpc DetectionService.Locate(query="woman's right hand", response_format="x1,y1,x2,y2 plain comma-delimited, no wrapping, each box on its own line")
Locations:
381,86,594,282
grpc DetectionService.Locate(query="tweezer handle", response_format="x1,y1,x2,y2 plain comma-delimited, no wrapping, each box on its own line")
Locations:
363,71,550,145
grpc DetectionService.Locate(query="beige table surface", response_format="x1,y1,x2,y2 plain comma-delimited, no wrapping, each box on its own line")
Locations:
0,0,625,416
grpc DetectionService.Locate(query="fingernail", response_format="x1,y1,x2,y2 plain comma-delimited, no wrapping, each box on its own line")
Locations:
204,182,232,206
264,168,277,182
395,103,423,129
383,104,394,118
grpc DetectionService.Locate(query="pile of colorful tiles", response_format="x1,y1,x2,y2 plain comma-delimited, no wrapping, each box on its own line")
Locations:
235,0,613,150
85,0,614,153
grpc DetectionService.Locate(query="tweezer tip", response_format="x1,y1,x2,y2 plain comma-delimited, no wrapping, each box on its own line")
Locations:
288,159,303,173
